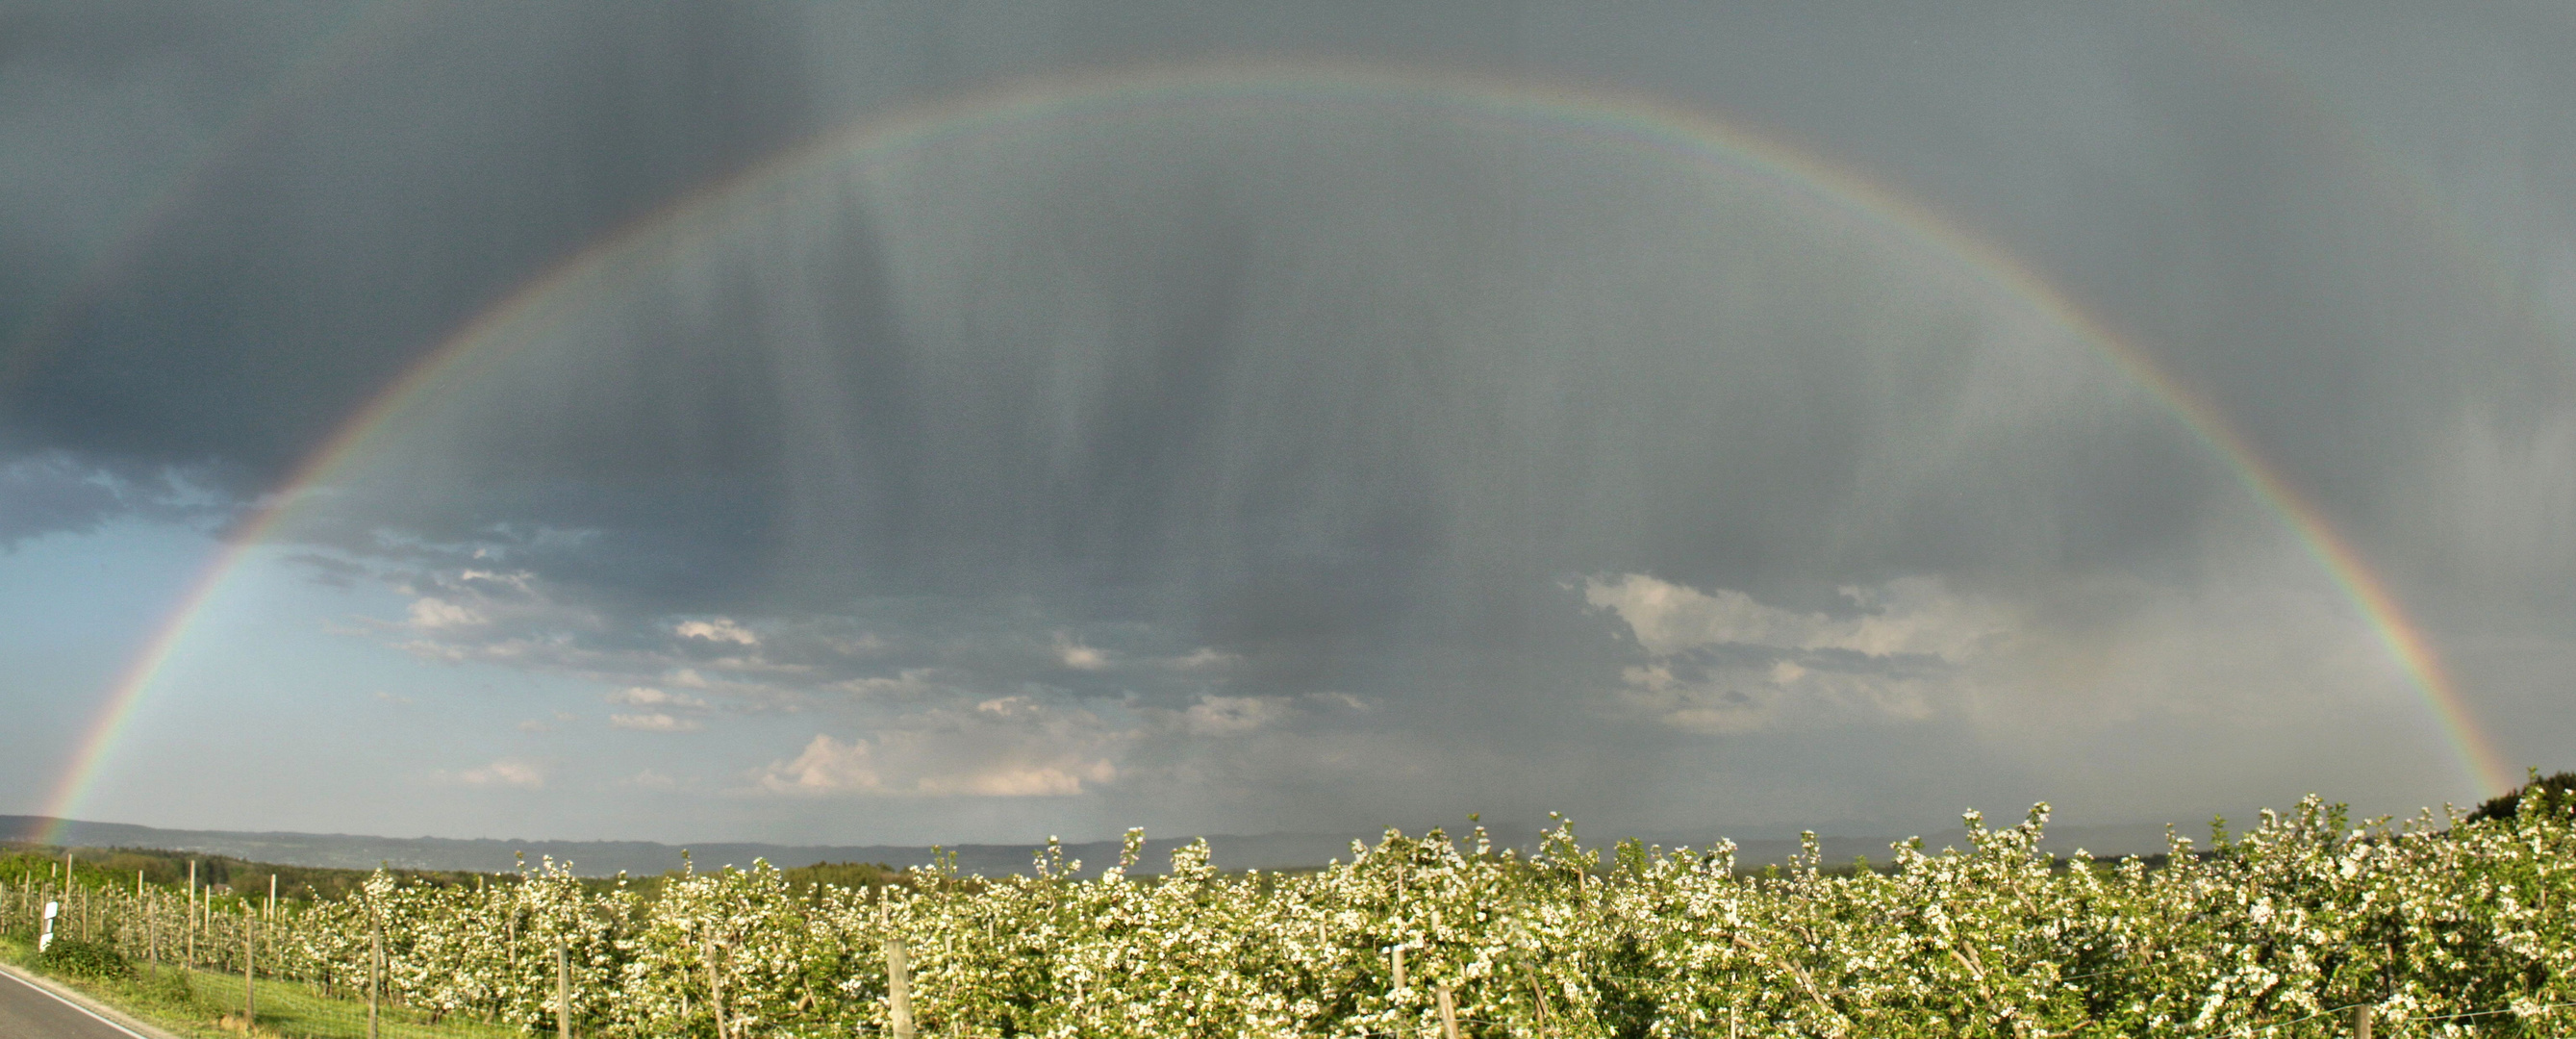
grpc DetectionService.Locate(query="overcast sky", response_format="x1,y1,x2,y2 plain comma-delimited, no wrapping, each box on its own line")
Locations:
3,0,2572,848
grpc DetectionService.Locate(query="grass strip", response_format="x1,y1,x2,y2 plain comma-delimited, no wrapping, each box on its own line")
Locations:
2,936,520,1039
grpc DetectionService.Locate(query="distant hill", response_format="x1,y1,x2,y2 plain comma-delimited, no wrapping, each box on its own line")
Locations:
0,815,1366,876
0,814,2181,877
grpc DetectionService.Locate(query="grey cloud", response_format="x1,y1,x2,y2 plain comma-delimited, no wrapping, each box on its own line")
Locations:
9,1,2576,840
0,450,230,545
4,0,821,487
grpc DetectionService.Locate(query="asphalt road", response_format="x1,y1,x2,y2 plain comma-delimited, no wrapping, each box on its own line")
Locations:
0,969,148,1039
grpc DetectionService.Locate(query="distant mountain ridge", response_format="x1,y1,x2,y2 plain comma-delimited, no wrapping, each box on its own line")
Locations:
1,814,2185,877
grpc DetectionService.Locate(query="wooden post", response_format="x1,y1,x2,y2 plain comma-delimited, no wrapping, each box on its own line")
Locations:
2350,1004,2371,1039
367,911,382,1039
266,874,276,922
707,938,725,1039
1392,947,1407,991
556,943,572,1039
885,934,915,1039
1435,984,1462,1039
1730,1003,1740,1039
186,861,196,968
243,906,257,1025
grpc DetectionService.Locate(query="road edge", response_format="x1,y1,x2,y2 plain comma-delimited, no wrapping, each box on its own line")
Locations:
0,961,188,1039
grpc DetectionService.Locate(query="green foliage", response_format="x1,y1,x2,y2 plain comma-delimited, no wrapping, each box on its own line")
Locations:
776,860,899,894
2468,770,2576,824
0,845,530,907
38,937,132,978
12,783,2576,1037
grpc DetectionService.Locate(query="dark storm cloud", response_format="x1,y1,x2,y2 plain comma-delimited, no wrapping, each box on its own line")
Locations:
3,0,821,484
270,83,2262,827
14,0,2542,578
8,1,2576,837
0,0,1553,498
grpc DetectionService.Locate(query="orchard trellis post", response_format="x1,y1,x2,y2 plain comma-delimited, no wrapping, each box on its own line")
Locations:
877,887,915,1039
707,936,726,1039
243,904,257,1024
367,907,382,1039
886,932,915,1039
556,942,572,1039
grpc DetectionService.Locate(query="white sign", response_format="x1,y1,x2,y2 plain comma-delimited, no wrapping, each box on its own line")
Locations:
43,900,58,920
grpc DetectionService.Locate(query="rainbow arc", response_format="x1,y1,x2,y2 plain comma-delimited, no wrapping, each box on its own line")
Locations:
38,63,2515,842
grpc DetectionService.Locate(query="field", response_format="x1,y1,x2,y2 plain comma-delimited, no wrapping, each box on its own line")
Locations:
6,779,2573,1038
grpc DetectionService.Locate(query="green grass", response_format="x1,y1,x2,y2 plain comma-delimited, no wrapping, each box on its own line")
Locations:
3,935,521,1039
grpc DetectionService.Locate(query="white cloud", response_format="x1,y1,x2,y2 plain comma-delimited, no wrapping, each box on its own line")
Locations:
752,698,1124,798
917,761,1113,797
675,617,759,646
607,686,710,710
755,731,1113,798
445,758,545,789
456,569,537,594
1161,646,1241,671
372,690,414,706
756,734,885,794
405,597,487,630
974,695,1047,721
610,712,703,732
830,668,948,698
1580,569,2424,739
1582,572,2004,661
1582,573,2007,733
1052,632,1108,671
384,567,610,670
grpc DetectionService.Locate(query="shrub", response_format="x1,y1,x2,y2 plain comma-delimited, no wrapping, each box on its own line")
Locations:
38,938,133,979
2466,769,2576,824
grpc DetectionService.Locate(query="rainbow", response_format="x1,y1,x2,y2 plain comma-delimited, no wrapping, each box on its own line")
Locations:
36,62,2517,840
